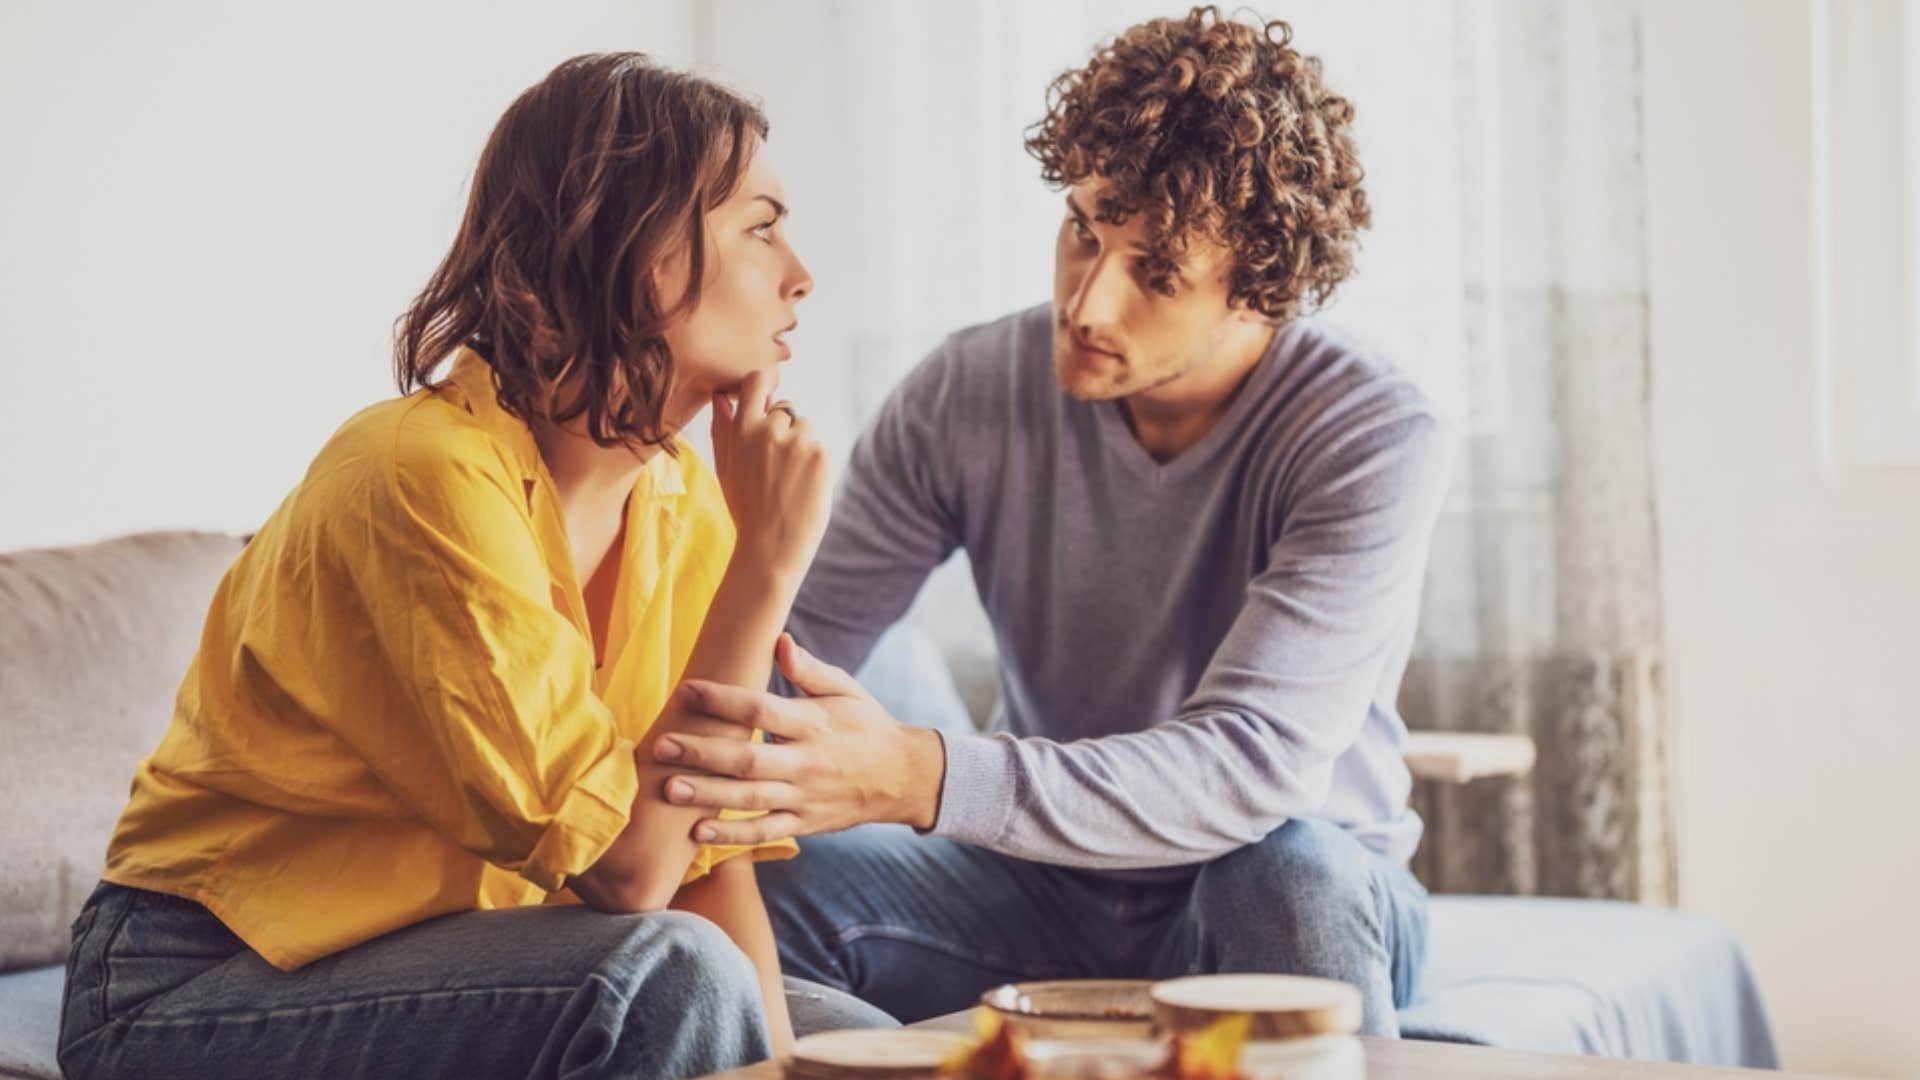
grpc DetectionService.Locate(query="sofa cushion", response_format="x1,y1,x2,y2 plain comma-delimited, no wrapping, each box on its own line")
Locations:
851,624,980,739
1399,896,1779,1066
0,531,243,972
0,965,62,1080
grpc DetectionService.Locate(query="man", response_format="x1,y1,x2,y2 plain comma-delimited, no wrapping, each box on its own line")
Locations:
650,6,1453,1036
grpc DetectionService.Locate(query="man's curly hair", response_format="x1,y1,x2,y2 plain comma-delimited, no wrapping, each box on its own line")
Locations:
1026,6,1370,322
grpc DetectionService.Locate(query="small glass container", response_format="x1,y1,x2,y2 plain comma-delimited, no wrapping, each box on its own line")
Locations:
978,979,1156,1041
1022,1037,1169,1080
1151,974,1366,1080
1236,1034,1364,1080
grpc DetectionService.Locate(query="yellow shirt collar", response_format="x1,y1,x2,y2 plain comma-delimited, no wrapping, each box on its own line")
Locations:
441,348,686,498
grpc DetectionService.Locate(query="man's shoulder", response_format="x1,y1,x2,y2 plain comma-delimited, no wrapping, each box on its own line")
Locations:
1279,320,1436,422
888,302,1054,417
1257,321,1455,503
940,301,1053,358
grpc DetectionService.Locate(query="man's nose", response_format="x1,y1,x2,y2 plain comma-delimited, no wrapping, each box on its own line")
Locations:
1067,254,1127,331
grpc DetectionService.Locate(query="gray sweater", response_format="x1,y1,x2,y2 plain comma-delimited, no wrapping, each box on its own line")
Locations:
786,303,1453,872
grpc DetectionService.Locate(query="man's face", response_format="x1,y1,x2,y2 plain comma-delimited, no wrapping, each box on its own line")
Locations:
1051,176,1246,402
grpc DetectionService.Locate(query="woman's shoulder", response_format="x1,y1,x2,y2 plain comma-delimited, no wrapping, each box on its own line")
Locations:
312,388,532,523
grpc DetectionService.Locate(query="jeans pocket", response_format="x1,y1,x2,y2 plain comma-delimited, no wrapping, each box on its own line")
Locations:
70,903,98,943
59,889,122,1062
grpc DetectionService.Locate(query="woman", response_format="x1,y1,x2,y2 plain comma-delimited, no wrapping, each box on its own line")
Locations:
57,53,875,1079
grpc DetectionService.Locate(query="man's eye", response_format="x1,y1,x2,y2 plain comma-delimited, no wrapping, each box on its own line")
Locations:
1071,218,1096,243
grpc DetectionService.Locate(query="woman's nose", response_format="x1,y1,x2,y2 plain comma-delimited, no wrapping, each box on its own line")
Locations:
786,252,814,301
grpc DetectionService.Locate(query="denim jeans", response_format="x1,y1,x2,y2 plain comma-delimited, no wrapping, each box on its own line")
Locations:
756,818,1428,1036
58,882,894,1080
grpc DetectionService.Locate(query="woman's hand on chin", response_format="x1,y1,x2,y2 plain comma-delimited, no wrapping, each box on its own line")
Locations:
709,367,831,586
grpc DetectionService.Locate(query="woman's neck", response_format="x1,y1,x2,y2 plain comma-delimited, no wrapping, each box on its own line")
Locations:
530,379,710,515
536,428,643,515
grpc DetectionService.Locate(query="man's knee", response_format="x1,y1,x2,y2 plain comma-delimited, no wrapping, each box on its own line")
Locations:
1193,818,1378,928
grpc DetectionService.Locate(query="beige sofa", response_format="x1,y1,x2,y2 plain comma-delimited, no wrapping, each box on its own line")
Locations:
1,532,245,1078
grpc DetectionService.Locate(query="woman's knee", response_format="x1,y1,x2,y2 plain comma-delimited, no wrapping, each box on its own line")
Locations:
556,911,770,1078
609,910,761,1006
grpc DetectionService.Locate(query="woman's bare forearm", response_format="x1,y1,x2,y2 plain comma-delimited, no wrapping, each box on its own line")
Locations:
670,855,795,1056
570,553,797,908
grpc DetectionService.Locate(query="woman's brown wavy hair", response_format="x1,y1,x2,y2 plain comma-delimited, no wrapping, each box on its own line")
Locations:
394,53,767,452
1026,6,1370,322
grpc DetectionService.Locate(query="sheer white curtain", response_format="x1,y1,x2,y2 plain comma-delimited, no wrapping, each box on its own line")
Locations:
691,1,1671,900
1398,2,1673,903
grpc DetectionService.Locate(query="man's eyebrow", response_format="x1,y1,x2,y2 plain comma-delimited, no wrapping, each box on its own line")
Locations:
1066,194,1159,258
752,194,789,219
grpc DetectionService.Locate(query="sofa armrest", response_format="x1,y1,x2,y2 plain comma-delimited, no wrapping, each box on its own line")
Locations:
1403,731,1537,784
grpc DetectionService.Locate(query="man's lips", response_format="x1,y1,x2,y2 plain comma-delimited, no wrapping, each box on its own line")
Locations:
1071,337,1122,360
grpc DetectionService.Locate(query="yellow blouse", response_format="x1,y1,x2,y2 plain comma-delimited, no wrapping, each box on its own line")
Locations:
101,350,795,970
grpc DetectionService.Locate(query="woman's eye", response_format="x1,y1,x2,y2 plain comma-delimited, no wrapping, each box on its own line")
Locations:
751,219,778,242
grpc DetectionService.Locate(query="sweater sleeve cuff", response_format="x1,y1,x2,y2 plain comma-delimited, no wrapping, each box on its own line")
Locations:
521,736,640,893
927,731,1019,847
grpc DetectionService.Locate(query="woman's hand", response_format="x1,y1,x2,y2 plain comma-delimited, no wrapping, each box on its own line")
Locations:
709,369,831,585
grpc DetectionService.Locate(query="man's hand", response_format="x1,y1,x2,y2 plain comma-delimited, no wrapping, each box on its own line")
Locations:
653,634,947,843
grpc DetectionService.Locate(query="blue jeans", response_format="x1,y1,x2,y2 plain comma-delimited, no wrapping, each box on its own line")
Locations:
756,818,1428,1036
58,882,894,1080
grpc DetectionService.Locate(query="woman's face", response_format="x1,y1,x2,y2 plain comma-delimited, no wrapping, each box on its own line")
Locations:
658,146,813,400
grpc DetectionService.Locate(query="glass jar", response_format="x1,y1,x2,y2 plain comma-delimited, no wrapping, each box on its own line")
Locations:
1236,1033,1365,1080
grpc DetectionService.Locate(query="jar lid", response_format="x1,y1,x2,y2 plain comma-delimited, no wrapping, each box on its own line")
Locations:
1149,974,1362,1040
786,1028,970,1079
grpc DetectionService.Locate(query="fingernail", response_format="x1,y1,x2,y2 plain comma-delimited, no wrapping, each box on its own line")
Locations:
656,737,683,761
695,825,717,842
679,683,702,706
668,779,693,803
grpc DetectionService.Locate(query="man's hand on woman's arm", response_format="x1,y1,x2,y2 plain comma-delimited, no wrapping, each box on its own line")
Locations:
650,633,948,845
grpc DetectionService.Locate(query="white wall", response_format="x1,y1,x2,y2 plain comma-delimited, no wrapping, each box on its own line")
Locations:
0,2,694,550
1644,3,1920,1076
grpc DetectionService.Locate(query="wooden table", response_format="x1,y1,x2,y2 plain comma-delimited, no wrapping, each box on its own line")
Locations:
697,1011,1854,1079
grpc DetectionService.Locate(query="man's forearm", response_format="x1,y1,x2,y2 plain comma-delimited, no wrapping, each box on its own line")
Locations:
928,718,1326,869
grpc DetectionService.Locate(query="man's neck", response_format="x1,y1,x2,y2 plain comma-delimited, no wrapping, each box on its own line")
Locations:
1119,321,1278,463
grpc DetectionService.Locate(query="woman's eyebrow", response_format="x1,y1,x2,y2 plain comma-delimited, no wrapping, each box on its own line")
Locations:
751,194,789,219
